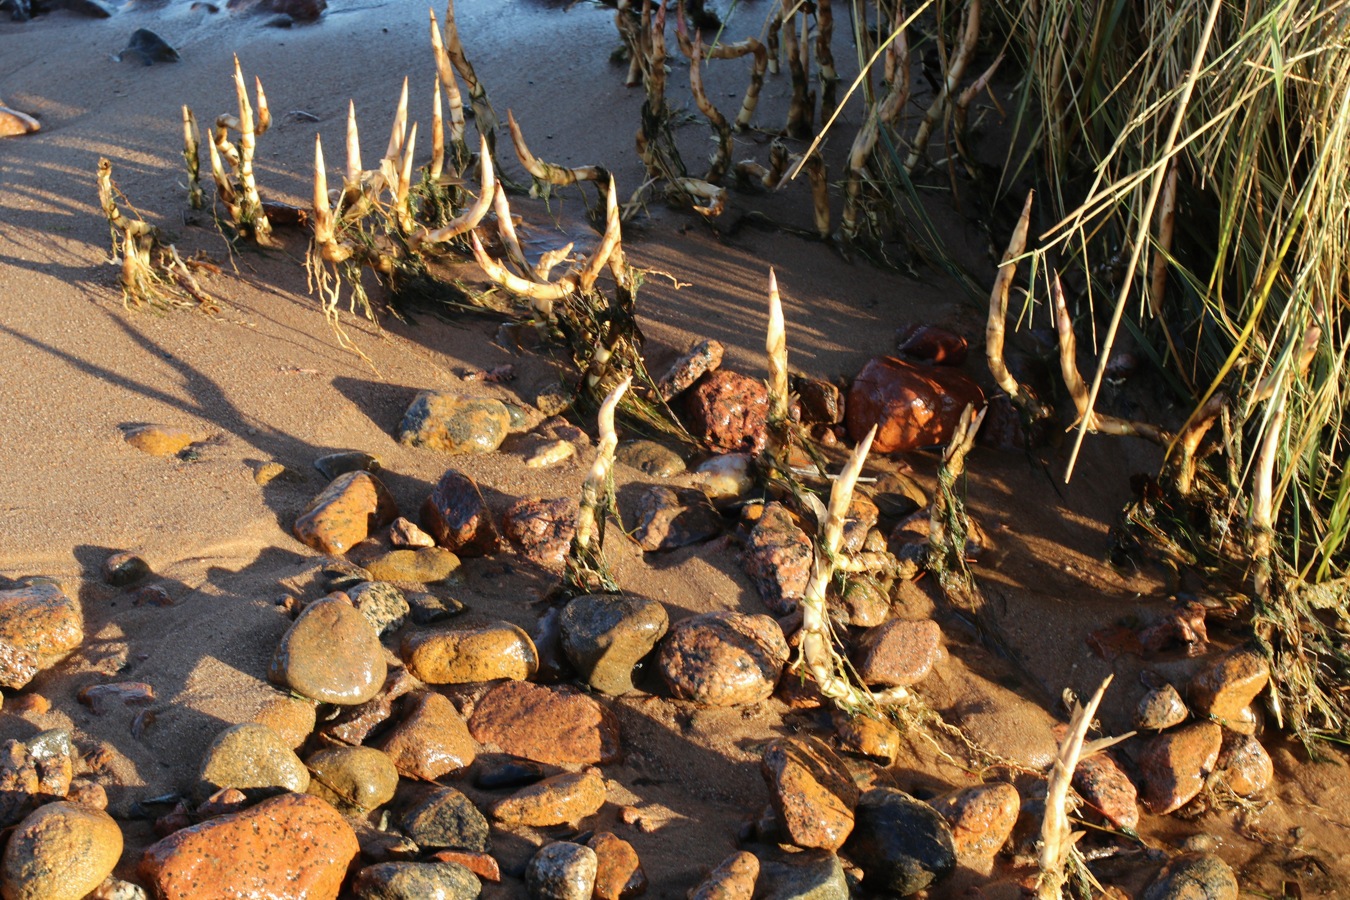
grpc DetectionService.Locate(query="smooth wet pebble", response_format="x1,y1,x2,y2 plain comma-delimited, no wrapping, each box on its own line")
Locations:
659,611,789,707
561,594,669,695
526,842,597,900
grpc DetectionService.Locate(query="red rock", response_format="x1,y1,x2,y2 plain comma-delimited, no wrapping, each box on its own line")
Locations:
659,611,789,706
491,769,606,826
1189,646,1269,725
78,682,154,714
929,782,1020,859
846,356,985,452
685,370,769,453
0,640,37,690
896,324,969,365
0,583,83,664
427,849,500,882
1072,753,1139,830
832,710,900,763
742,503,812,615
378,692,476,781
588,831,646,899
690,850,758,900
852,619,942,687
139,793,358,900
502,497,577,572
293,471,398,556
421,470,500,556
1138,722,1222,814
1216,732,1272,797
468,681,621,766
761,736,859,851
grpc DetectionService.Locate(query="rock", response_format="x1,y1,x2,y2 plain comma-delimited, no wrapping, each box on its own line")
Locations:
0,640,38,690
305,746,399,814
534,382,573,417
272,596,386,705
492,769,606,826
27,730,73,799
761,736,858,851
870,472,928,518
131,583,174,607
793,376,844,425
1072,752,1139,830
88,876,144,899
65,780,107,810
693,454,756,506
832,711,900,764
520,436,575,469
896,324,968,365
502,497,577,571
102,551,151,586
398,392,511,454
348,582,410,636
389,517,436,549
421,470,500,557
350,818,419,864
0,106,40,137
407,591,466,625
116,28,179,64
140,793,357,899
401,622,537,684
1136,683,1189,731
251,695,317,749
469,681,621,766
378,691,476,781
1138,721,1223,814
426,850,500,883
755,848,848,900
929,783,1020,860
400,787,490,852
588,832,645,899
659,611,789,706
362,548,461,584
320,668,421,746
1188,646,1269,726
123,426,196,456
561,594,669,695
526,842,597,900
1140,852,1238,900
78,682,155,714
629,486,723,552
844,788,956,895
616,441,686,477
658,339,724,401
0,582,83,665
0,801,122,900
685,370,769,454
293,471,398,556
474,756,547,790
533,605,573,684
352,861,481,899
313,451,380,481
851,619,942,688
690,850,758,900
742,503,813,615
831,579,890,628
840,495,879,553
846,356,985,453
198,723,309,800
1216,732,1272,797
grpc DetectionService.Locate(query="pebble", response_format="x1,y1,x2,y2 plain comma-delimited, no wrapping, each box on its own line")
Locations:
1138,721,1223,814
65,779,107,810
526,842,598,900
692,453,755,505
686,370,769,454
78,682,155,714
502,497,577,571
1188,646,1269,726
869,472,928,518
140,793,358,899
0,640,38,690
761,736,859,851
468,681,622,766
1140,852,1238,900
427,849,501,882
397,392,511,454
348,581,410,636
474,756,547,790
561,594,669,695
116,28,179,64
0,582,84,665
929,783,1020,860
362,547,461,584
657,338,724,401
754,848,848,900
659,611,789,706
832,710,900,764
408,591,466,625
492,769,606,826
352,861,481,900
123,425,196,457
401,621,537,684
293,471,398,556
846,356,985,453
400,787,491,852
629,486,723,552
844,788,956,895
27,730,74,799
1072,752,1139,830
272,596,386,705
793,376,844,425
742,503,813,615
102,550,151,586
313,450,381,481
421,470,500,556
533,605,573,683
1136,682,1190,731
349,819,418,863
0,802,122,900
320,668,420,746
588,832,645,900
252,695,317,749
197,723,309,799
689,850,758,900
388,517,436,548
851,619,943,688
832,579,890,628
0,105,40,137
616,440,686,477
89,877,145,900
896,324,969,365
305,746,399,814
378,691,477,780
1216,732,1273,796
523,436,577,468
534,382,574,417
840,495,879,553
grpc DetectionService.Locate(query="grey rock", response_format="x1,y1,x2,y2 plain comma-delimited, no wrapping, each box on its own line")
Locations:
1141,852,1238,900
561,594,669,695
102,551,151,587
400,787,490,852
348,582,410,636
314,451,382,481
398,392,511,455
629,486,723,552
755,848,848,900
525,842,597,900
198,723,309,801
353,861,482,900
407,591,466,625
615,441,686,478
843,788,956,895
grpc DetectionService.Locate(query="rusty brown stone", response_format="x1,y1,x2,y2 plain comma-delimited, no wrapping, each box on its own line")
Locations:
761,736,859,851
421,469,500,556
293,471,398,556
685,370,769,454
469,681,621,766
846,356,985,453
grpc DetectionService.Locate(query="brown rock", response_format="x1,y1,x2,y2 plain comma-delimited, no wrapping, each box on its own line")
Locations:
198,723,309,799
319,668,421,745
469,681,621,766
1,801,122,900
388,517,436,549
0,106,40,138
427,849,501,882
140,793,358,900
502,497,577,572
630,486,723,552
841,495,879,553
271,596,386,705
397,391,512,455
421,469,500,556
378,691,477,780
685,370,769,454
793,376,844,425
761,736,858,851
832,710,900,764
1135,683,1189,731
196,788,249,820
1072,753,1139,830
930,782,1019,860
831,578,891,628
78,682,154,715
102,550,151,586
589,831,646,899
492,769,606,826
742,503,812,615
123,425,195,457
401,622,537,684
896,324,969,365
1138,721,1223,814
1188,646,1270,725
846,356,985,452
690,850,759,900
1216,732,1273,797
65,780,107,810
0,639,38,690
852,619,942,687
361,548,460,584
0,583,83,665
304,746,399,814
293,471,398,556
659,611,789,706
658,339,724,401
252,695,317,749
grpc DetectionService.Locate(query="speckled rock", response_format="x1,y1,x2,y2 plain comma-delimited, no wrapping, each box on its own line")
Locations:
389,517,437,549
846,356,985,453
362,548,461,584
616,441,686,477
350,818,419,865
123,425,195,457
1136,683,1189,731
398,392,511,455
742,503,813,615
0,640,38,690
755,848,848,900
492,769,606,827
832,710,900,764
929,783,1020,860
1069,752,1139,830
844,788,956,895
271,596,386,705
378,691,476,781
831,579,891,628
761,736,858,851
0,583,83,666
526,842,597,900
348,582,410,636
502,497,577,571
629,486,723,552
659,611,789,706
408,591,466,625
1138,721,1223,814
0,802,122,900
305,746,398,814
78,682,154,714
588,832,645,900
840,495,879,554
852,619,942,688
140,793,358,900
102,550,151,586
686,370,768,454
468,681,621,766
198,723,309,799
1140,852,1238,900
401,622,537,684
313,450,381,481
561,594,669,695
400,787,490,852
421,470,500,556
293,471,398,556
352,861,481,899
1188,647,1269,726
657,339,724,401
689,850,758,900
1216,732,1273,797
693,453,755,506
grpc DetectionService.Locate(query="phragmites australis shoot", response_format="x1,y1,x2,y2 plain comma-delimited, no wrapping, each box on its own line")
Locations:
903,0,979,173
840,8,909,244
441,0,498,151
815,0,837,120
506,110,609,199
212,55,273,244
688,35,733,183
929,403,985,602
411,133,496,251
429,7,469,170
984,190,1051,420
181,105,203,210
564,376,631,594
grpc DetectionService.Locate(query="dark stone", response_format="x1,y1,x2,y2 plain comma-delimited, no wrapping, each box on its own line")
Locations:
102,551,151,587
399,787,490,853
314,451,382,481
352,861,480,900
843,788,956,895
1140,852,1238,900
473,756,547,791
421,470,499,557
560,594,669,695
116,29,179,65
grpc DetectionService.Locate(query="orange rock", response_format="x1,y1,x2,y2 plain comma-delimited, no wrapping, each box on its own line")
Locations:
846,356,985,453
929,782,1020,859
761,736,859,851
378,691,476,780
588,831,646,899
123,425,195,457
492,769,606,827
1138,722,1222,814
427,849,500,882
0,583,83,664
1188,646,1269,725
690,850,758,900
292,471,398,556
400,622,537,684
468,681,621,766
139,793,358,900
0,106,40,138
